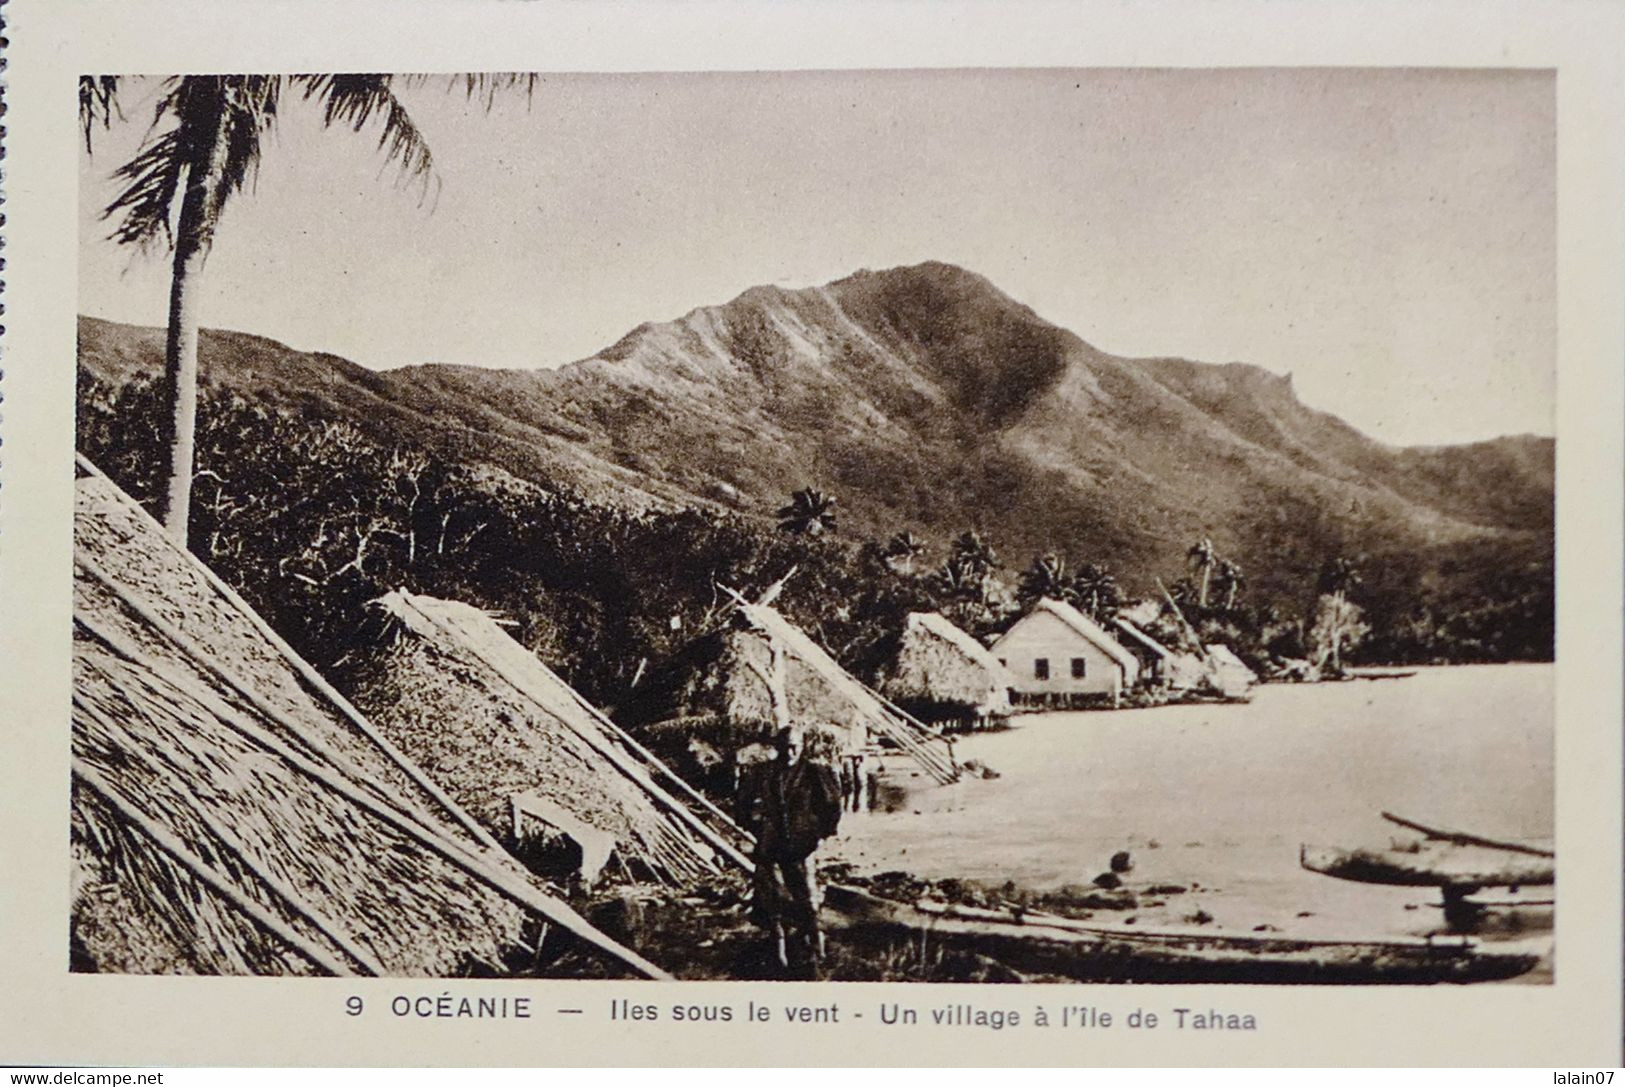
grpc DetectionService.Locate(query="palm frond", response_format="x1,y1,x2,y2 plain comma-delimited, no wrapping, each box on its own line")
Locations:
101,76,282,252
79,76,125,153
102,78,191,250
393,72,540,110
456,72,541,110
296,75,437,197
219,77,284,200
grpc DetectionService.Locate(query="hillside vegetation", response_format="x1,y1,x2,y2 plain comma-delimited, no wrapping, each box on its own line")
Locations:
77,262,1553,701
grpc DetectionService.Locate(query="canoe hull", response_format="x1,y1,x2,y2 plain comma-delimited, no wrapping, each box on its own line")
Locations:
825,885,1538,985
1301,844,1555,891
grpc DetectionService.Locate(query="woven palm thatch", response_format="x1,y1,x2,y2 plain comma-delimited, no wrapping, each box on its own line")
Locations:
71,458,664,979
342,590,750,887
716,604,960,784
877,612,1015,720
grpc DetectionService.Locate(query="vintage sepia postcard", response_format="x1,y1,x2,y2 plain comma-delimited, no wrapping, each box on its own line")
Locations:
2,0,1622,1069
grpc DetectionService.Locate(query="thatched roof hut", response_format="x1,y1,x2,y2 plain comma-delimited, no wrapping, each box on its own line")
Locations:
71,458,664,978
342,590,750,887
623,602,959,785
877,612,1014,722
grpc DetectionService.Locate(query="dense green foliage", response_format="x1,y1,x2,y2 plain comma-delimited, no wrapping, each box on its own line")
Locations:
79,374,936,704
78,369,1552,713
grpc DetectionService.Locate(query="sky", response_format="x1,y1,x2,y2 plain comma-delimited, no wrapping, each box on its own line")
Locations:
78,68,1555,447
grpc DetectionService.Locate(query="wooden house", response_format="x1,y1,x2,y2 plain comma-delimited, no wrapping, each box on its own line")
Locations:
990,598,1141,707
1112,617,1205,690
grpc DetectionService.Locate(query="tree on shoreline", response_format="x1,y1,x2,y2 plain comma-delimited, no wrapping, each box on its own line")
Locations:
1072,562,1122,623
1186,536,1217,607
1017,553,1073,607
80,73,532,545
1309,556,1366,673
950,530,1000,578
1214,558,1245,611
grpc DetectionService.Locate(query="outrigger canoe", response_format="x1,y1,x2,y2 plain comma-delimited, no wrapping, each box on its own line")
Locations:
1299,843,1554,891
1301,812,1554,892
823,884,1539,984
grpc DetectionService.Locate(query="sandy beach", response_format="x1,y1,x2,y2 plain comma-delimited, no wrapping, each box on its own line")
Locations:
830,664,1554,976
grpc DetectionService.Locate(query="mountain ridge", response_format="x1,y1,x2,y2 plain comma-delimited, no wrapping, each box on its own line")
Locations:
76,261,1552,617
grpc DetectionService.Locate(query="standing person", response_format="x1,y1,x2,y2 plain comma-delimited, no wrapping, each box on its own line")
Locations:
842,747,867,813
734,727,844,975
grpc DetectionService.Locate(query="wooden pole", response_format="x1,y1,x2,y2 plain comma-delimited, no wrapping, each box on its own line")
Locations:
74,762,357,977
1380,811,1555,858
74,457,502,854
73,606,671,979
74,685,388,976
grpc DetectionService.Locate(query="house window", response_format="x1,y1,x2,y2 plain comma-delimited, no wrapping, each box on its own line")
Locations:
1034,658,1050,680
1071,657,1087,679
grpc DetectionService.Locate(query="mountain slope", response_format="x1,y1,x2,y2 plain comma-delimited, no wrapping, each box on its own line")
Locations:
77,261,1552,612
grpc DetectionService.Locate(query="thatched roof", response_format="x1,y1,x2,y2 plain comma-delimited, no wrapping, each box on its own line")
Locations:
344,590,750,886
71,458,664,979
723,604,960,784
878,612,1014,715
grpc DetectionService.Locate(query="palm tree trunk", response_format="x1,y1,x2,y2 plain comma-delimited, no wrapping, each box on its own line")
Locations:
1329,590,1345,673
158,91,231,544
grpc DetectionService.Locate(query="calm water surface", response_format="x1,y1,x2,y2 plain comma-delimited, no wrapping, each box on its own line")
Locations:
834,664,1553,945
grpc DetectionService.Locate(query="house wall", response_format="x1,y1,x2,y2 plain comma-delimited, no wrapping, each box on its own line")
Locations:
991,610,1127,697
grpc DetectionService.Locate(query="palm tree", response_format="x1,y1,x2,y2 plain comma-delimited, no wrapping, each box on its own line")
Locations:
1312,557,1365,674
775,488,838,537
883,530,925,575
80,74,532,544
1213,559,1245,610
1071,562,1122,623
1186,536,1217,607
1017,553,1072,607
949,529,1000,576
932,556,984,600
1317,556,1362,602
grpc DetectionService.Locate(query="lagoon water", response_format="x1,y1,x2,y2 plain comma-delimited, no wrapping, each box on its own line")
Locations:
833,664,1553,951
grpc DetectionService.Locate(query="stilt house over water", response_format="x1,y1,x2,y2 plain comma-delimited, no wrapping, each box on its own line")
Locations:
877,611,1015,728
343,590,750,887
990,597,1141,707
70,458,665,979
